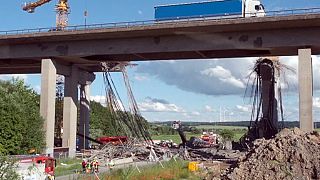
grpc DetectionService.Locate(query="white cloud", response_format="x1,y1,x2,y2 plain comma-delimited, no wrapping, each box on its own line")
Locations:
134,75,148,81
138,10,143,15
201,66,245,88
313,97,320,108
136,58,255,95
136,56,320,96
204,105,215,112
236,105,251,112
90,95,107,106
34,85,41,94
138,97,184,112
191,111,200,116
90,95,125,111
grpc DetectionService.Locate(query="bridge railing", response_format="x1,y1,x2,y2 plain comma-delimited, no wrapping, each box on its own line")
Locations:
1,7,320,36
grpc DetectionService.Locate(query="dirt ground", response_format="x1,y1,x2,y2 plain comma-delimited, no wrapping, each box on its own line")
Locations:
224,128,320,180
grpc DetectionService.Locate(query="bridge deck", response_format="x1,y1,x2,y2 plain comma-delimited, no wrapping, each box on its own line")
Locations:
1,14,320,73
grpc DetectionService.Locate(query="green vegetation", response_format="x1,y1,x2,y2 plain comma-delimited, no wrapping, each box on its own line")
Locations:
0,156,20,180
151,122,247,143
152,131,245,143
55,158,82,177
97,159,201,180
195,125,247,130
90,101,150,138
234,132,246,141
219,129,235,141
0,79,45,155
90,101,117,138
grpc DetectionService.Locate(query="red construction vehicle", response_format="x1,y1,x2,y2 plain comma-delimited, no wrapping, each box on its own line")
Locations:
201,132,218,145
15,155,55,179
96,136,128,145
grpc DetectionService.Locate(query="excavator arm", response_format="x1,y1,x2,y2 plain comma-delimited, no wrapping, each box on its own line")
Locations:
22,0,52,13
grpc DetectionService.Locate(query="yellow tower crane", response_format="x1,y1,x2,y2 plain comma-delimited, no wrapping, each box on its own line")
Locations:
23,0,70,30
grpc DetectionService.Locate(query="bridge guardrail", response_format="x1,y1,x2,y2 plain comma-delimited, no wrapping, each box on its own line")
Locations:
1,7,320,36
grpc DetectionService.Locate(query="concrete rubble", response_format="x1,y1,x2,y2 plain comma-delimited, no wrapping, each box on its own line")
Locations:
84,128,320,180
224,128,320,180
86,139,241,168
87,140,172,166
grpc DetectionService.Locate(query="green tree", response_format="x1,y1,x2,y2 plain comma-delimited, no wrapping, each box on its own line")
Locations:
219,129,235,141
90,101,150,138
0,156,20,180
90,101,118,137
0,79,45,155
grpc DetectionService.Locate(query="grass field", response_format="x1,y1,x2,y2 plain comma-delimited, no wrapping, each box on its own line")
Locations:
152,131,246,144
195,125,247,130
96,159,201,180
55,158,82,177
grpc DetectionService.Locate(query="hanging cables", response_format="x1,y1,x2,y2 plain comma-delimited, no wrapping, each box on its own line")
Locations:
122,69,152,141
101,63,152,142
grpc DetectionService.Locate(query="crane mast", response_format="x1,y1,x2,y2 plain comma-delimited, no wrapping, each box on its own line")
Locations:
55,0,69,29
22,0,69,29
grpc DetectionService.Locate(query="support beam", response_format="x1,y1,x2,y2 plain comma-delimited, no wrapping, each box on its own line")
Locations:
40,59,56,156
62,66,79,158
298,48,313,132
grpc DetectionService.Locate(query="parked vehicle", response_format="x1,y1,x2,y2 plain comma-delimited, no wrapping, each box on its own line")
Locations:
15,155,55,180
155,0,266,21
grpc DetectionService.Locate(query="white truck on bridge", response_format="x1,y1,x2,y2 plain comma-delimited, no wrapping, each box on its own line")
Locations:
155,0,266,21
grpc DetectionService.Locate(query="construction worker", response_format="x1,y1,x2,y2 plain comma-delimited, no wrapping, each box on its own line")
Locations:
86,160,92,174
81,159,86,173
93,158,99,173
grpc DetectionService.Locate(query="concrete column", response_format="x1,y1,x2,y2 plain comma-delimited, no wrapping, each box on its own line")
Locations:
62,66,79,158
79,84,91,150
298,48,313,132
40,59,57,156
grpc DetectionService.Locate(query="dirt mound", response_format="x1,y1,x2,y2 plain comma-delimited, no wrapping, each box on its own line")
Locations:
227,128,320,180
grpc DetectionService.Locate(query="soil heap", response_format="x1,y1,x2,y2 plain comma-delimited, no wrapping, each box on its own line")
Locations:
227,128,320,180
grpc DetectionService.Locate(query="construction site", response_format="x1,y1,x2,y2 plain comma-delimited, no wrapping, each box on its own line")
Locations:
0,0,320,180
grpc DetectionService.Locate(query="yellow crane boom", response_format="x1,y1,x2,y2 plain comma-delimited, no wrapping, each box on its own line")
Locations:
22,0,69,29
23,0,52,13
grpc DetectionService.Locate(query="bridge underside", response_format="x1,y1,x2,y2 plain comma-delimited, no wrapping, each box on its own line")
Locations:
1,14,320,73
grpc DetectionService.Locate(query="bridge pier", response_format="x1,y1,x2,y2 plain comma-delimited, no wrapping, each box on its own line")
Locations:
298,48,313,132
79,83,92,150
40,59,57,157
62,66,79,158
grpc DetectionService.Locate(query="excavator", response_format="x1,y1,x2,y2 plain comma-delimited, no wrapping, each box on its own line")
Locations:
172,121,221,149
22,0,69,29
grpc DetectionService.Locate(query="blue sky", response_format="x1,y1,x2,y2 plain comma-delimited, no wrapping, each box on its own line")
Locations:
1,0,320,122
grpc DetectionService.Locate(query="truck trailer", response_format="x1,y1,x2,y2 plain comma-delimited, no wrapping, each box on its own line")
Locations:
155,0,265,21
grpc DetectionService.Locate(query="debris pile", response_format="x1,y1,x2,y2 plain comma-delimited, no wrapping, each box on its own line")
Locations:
188,149,243,162
88,140,172,166
226,128,320,180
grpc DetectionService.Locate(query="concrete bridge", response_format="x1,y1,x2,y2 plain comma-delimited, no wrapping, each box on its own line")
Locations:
0,13,318,157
